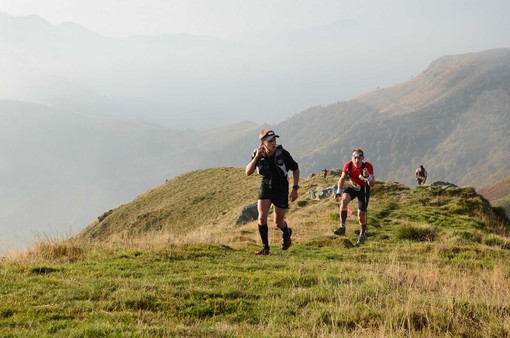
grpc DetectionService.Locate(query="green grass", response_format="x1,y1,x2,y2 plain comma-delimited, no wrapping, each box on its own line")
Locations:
2,168,510,337
2,241,510,337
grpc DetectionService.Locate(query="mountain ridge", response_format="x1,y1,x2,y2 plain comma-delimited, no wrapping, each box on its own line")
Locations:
75,167,509,248
276,48,510,187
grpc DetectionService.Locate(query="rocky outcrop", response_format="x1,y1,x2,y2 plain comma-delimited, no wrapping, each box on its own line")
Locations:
236,202,258,225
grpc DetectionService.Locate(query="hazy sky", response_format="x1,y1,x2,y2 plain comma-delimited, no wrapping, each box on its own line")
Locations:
2,0,510,127
2,0,510,41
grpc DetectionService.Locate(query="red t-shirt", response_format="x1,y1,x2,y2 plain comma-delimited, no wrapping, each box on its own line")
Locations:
343,161,374,187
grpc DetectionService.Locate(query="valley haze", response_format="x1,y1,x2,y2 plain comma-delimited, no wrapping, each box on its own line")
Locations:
1,2,510,252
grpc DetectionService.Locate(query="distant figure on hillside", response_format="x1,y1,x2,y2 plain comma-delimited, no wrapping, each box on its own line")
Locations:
415,165,427,185
333,148,375,245
245,129,300,256
322,169,328,178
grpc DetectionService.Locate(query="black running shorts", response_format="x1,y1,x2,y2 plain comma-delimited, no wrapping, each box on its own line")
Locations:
258,185,289,209
344,185,370,212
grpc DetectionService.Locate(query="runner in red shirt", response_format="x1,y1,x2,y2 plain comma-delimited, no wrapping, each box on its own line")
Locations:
333,148,375,245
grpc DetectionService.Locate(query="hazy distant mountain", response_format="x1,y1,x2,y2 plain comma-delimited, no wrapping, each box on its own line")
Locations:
3,12,509,137
0,13,240,128
276,48,510,187
0,100,260,250
0,13,367,129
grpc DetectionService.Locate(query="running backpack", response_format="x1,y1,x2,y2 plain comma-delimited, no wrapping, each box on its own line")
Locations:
255,145,288,177
274,146,288,177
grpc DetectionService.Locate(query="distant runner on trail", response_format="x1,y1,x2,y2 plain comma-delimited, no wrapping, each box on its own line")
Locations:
245,129,300,256
333,148,375,245
415,165,427,185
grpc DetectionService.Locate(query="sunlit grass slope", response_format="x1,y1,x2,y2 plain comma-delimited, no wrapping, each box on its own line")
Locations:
77,167,261,246
76,167,509,250
2,168,510,337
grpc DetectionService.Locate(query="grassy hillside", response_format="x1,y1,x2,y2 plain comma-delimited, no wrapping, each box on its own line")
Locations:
2,168,510,337
478,175,510,218
77,167,261,245
478,176,510,201
77,167,509,247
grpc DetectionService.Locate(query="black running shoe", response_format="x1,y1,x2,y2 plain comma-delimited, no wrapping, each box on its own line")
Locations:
281,228,292,250
333,226,346,236
255,246,270,255
357,233,367,245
